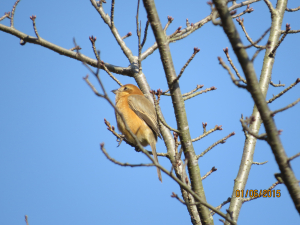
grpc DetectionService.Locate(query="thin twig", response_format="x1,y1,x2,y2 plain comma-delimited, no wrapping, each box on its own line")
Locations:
89,36,100,62
110,0,115,27
69,46,82,51
169,26,182,38
25,215,29,225
252,161,268,165
243,27,270,49
211,198,231,216
267,78,300,103
173,47,200,84
251,48,264,62
10,0,21,27
218,57,248,89
163,47,200,94
171,192,201,206
269,23,291,57
288,153,300,162
232,4,254,18
101,143,155,167
0,12,10,22
30,15,40,39
286,6,300,12
197,132,235,159
83,75,104,97
223,47,246,83
121,32,132,40
101,61,123,86
152,91,180,133
183,86,217,101
271,98,300,116
270,80,285,87
182,85,204,97
201,167,217,180
263,0,275,14
141,20,149,48
284,29,300,34
240,118,268,140
187,125,223,144
236,17,266,49
136,0,142,71
163,16,174,33
161,84,204,97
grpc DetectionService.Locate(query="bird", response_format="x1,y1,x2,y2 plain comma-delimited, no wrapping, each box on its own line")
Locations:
112,84,162,182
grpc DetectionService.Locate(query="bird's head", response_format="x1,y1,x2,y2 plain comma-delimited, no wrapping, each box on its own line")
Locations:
112,84,143,98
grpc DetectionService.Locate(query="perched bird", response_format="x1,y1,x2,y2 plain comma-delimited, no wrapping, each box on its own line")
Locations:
112,84,162,182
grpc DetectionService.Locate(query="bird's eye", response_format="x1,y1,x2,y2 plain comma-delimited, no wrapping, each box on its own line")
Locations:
123,87,128,91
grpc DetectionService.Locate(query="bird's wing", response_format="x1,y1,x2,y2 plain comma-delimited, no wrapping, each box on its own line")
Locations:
128,95,161,138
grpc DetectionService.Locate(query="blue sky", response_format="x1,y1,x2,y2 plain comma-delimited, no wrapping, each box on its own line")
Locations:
0,0,299,224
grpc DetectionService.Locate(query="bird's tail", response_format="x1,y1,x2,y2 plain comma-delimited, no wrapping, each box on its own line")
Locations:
150,143,162,182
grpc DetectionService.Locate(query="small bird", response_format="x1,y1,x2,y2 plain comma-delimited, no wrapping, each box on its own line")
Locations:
112,84,162,182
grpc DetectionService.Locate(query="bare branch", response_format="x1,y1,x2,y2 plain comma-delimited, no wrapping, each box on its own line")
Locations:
182,85,204,97
211,198,231,216
284,29,300,34
263,0,275,15
267,78,300,103
161,84,205,97
90,0,134,61
189,125,223,144
236,17,266,49
110,0,115,27
10,0,21,28
250,48,264,62
183,86,217,101
101,61,123,86
89,36,100,62
121,32,132,40
141,0,262,61
163,47,200,94
232,4,254,18
152,91,179,133
0,24,133,76
29,15,40,39
163,16,173,33
243,27,270,49
83,75,104,98
25,215,29,225
218,56,248,89
240,118,267,140
288,153,300,162
101,143,155,167
270,80,285,87
286,6,300,12
269,24,291,58
252,161,268,165
171,192,202,206
69,45,81,51
0,12,10,22
223,47,246,83
173,47,200,84
201,167,217,180
136,0,142,71
197,132,235,159
271,98,300,116
141,20,150,48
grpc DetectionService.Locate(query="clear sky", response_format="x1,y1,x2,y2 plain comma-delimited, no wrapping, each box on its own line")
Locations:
0,0,299,224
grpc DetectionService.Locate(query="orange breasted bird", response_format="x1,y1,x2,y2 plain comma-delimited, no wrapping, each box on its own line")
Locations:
112,84,162,182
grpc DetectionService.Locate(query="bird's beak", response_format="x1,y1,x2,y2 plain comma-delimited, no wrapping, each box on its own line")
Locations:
111,89,118,94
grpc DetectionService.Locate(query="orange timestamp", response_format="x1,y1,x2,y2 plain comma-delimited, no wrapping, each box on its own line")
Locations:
235,189,281,198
